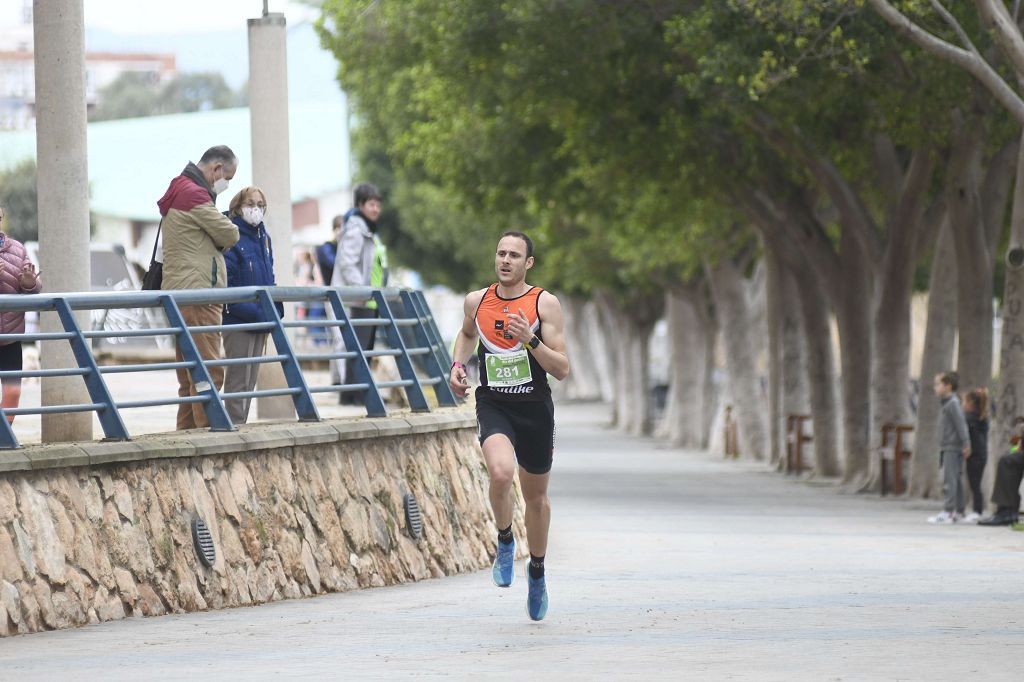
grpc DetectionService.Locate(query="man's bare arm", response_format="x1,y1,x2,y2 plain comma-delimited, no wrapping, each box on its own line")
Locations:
449,289,486,398
506,292,569,380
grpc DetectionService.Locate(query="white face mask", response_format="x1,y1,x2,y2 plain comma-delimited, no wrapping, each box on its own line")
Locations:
242,206,264,226
212,176,230,195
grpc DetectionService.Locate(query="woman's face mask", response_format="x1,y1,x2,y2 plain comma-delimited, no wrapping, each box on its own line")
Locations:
242,206,264,226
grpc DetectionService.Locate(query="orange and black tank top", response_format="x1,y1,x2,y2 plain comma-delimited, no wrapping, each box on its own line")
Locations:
474,284,550,401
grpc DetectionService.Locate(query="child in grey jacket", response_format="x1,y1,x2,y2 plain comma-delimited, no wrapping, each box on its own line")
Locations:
928,371,972,524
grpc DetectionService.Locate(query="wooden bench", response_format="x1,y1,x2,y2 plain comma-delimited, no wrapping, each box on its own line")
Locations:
724,405,739,459
786,414,813,474
879,423,913,496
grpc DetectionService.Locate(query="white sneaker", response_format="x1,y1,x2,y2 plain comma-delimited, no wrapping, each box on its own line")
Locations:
927,511,956,524
962,512,981,524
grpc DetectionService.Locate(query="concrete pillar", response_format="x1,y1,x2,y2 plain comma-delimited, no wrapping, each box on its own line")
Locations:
248,11,296,420
34,0,92,442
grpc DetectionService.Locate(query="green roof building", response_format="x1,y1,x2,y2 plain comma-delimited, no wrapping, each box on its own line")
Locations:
0,100,352,262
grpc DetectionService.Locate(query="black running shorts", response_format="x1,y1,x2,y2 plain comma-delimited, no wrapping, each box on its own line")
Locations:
475,391,555,475
0,342,23,383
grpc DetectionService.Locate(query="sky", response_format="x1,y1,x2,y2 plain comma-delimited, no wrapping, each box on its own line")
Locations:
90,1,317,34
0,0,340,95
1,1,319,34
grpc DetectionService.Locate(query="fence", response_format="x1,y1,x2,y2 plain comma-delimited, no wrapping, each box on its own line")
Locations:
0,286,455,449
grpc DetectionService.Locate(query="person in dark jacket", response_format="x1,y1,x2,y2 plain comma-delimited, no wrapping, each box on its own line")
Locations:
962,388,990,523
315,213,350,285
221,187,283,424
979,417,1024,526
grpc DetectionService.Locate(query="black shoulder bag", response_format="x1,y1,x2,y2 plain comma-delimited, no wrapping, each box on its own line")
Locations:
142,219,163,291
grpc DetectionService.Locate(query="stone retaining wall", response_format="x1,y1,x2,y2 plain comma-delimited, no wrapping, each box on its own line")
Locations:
0,410,525,636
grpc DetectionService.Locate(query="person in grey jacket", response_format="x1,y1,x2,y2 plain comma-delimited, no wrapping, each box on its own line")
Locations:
330,182,387,405
928,371,972,524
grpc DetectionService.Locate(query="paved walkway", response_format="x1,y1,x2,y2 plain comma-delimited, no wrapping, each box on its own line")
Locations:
1,402,1023,680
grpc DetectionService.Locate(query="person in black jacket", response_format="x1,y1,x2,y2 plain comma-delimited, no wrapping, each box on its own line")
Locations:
979,417,1024,526
221,187,282,424
962,388,989,523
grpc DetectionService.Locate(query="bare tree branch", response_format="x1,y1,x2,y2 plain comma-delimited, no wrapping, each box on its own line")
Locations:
982,139,1019,248
746,110,884,264
867,0,1024,125
885,147,935,259
928,0,982,57
975,0,1024,80
873,133,903,211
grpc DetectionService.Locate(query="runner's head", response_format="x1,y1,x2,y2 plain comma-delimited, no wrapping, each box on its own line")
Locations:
495,231,534,286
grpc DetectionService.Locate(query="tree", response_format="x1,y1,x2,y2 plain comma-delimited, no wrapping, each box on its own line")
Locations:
0,159,38,242
864,0,1024,494
89,72,162,121
158,73,236,114
90,71,240,122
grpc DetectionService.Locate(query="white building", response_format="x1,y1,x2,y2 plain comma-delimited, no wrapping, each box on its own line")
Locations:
0,100,354,266
0,49,177,130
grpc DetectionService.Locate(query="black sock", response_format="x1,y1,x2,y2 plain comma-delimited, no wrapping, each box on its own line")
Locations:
497,524,513,545
529,554,545,579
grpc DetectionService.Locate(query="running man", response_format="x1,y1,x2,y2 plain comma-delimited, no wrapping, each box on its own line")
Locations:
449,231,570,621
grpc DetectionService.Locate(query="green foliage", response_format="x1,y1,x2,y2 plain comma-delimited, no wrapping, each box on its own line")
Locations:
90,71,241,122
0,159,38,242
314,0,1009,299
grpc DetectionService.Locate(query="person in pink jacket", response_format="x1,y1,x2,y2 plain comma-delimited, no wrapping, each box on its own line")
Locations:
0,206,42,423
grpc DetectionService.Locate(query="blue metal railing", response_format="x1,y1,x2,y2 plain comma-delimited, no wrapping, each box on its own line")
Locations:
0,286,456,449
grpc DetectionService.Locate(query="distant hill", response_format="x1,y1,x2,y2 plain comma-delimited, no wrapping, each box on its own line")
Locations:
84,20,344,105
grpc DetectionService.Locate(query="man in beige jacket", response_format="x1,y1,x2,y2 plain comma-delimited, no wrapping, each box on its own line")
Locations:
156,145,240,429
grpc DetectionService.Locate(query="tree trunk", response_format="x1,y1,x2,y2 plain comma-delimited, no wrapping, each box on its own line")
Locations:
583,298,618,403
867,237,916,491
597,290,659,436
746,193,858,477
792,262,841,476
659,286,711,448
779,258,810,468
947,120,995,393
701,304,720,448
706,256,768,460
910,221,958,498
991,134,1024,500
553,294,603,401
834,229,875,485
764,246,786,467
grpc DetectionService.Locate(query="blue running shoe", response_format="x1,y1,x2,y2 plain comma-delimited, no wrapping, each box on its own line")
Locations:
526,568,548,621
492,538,515,587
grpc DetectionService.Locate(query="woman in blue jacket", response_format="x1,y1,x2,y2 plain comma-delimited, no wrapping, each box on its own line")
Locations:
222,187,283,424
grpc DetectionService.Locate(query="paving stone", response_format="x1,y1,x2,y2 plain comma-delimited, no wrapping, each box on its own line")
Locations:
331,420,379,441
80,441,146,467
23,444,89,471
286,423,340,447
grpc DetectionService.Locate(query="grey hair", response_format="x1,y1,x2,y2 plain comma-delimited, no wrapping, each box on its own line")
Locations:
198,145,237,168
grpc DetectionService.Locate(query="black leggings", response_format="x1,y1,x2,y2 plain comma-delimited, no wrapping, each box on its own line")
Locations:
966,454,987,515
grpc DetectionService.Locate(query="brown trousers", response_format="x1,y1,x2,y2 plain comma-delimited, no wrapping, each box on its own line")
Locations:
175,303,225,430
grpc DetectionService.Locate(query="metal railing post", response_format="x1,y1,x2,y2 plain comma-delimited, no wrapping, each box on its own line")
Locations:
160,295,234,431
400,290,456,407
0,408,20,448
325,289,387,417
257,289,319,422
372,291,429,412
413,290,452,368
54,298,130,441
